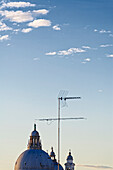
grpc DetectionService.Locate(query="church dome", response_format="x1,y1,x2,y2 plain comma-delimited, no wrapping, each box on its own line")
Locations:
14,124,64,170
14,149,54,170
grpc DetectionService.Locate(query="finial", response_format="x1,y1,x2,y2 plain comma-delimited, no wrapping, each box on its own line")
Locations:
51,147,53,152
34,124,36,131
69,149,71,155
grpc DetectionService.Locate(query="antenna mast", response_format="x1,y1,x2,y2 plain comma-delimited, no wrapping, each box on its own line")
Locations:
57,91,81,170
35,91,83,170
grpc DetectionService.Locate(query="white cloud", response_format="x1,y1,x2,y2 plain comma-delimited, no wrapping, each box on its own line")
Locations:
99,29,111,34
109,34,113,37
28,19,51,28
46,48,86,57
94,29,112,34
81,61,86,64
107,54,113,58
13,29,20,32
94,29,98,32
100,44,113,48
12,28,20,34
98,89,103,93
84,58,91,62
33,57,40,61
84,25,90,30
22,28,32,33
0,34,9,41
58,50,70,56
58,48,85,56
13,23,17,26
82,46,91,49
45,52,56,55
0,21,12,31
33,9,49,15
53,24,61,30
0,10,33,23
7,43,11,46
77,165,113,169
1,2,35,9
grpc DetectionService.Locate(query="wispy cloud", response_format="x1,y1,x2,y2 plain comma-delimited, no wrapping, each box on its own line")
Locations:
100,44,113,48
94,29,111,34
46,48,86,57
0,10,33,23
33,57,40,61
0,21,12,31
53,24,61,30
99,29,111,34
98,89,103,93
33,9,49,15
77,165,113,169
0,34,9,41
81,58,91,64
7,43,11,46
109,34,113,37
58,48,85,56
84,58,91,62
82,46,91,49
94,29,98,32
0,2,35,9
13,28,20,32
22,28,32,33
45,52,56,55
28,19,51,28
81,61,86,64
106,54,113,58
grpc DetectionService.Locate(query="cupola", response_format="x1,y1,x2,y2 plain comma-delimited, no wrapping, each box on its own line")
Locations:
27,124,42,149
50,147,56,162
65,151,75,170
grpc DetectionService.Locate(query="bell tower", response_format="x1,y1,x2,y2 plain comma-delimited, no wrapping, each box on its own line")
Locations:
64,151,75,170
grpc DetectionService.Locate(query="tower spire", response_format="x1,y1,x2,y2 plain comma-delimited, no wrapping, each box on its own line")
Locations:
34,124,36,131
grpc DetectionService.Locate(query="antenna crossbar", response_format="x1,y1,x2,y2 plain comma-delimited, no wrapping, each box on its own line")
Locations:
35,117,85,121
59,97,81,100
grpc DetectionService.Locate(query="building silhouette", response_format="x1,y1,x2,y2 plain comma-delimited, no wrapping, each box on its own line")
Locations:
14,124,75,170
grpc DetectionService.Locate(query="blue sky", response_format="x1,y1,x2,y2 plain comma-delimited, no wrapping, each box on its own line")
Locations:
0,0,113,170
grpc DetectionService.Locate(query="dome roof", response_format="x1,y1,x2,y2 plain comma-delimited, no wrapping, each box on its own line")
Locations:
54,162,64,170
14,149,54,170
31,130,39,137
14,124,64,170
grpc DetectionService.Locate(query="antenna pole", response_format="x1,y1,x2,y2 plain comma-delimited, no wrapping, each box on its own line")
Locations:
57,95,81,170
58,97,60,170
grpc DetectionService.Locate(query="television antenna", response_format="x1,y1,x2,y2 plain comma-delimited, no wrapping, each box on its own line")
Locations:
57,90,81,170
35,90,84,170
35,117,86,125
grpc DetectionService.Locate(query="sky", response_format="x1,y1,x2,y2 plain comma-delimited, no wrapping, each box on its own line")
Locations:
0,0,113,170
